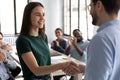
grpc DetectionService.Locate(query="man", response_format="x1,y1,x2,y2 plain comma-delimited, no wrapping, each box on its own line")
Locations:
65,29,89,63
64,0,120,80
84,0,120,79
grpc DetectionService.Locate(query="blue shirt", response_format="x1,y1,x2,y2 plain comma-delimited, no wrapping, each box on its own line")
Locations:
70,40,89,63
0,62,10,80
85,20,120,80
0,48,18,80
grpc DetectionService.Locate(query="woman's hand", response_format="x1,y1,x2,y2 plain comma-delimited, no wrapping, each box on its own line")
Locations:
62,61,81,76
0,50,7,62
1,44,12,51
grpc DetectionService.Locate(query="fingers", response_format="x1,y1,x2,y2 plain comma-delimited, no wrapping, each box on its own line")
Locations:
1,44,12,51
0,50,7,62
62,61,85,75
51,42,54,47
64,64,81,75
78,64,85,73
62,61,81,76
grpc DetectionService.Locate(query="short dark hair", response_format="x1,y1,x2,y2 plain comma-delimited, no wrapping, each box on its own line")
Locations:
92,0,120,14
73,29,80,34
55,28,63,33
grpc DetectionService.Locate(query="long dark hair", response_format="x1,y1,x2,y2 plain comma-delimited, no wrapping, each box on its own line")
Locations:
19,2,46,39
0,32,3,37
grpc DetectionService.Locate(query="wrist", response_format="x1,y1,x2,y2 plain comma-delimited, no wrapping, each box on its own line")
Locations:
3,60,8,64
61,62,69,70
74,44,77,48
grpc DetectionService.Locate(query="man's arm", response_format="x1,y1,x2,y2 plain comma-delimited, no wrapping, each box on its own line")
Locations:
64,46,71,55
62,61,86,75
73,44,84,56
72,37,83,56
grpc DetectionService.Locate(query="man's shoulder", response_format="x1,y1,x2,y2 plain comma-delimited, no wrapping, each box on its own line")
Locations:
82,39,90,44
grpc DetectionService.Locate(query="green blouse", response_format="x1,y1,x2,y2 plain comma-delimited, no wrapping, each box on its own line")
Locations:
16,35,51,79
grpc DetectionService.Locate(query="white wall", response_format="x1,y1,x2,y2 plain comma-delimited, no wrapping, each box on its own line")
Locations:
30,0,64,43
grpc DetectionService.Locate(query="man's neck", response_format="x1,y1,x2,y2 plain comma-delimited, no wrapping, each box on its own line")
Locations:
98,14,118,26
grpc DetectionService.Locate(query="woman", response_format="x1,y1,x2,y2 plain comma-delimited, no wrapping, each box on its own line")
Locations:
0,32,12,51
51,28,67,53
0,32,21,80
16,2,77,80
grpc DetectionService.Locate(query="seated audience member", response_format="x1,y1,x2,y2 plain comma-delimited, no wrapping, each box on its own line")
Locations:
51,28,67,53
51,28,71,80
0,32,21,80
65,29,89,63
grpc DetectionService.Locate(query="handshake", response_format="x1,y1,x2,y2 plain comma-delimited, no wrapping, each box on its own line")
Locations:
61,61,86,76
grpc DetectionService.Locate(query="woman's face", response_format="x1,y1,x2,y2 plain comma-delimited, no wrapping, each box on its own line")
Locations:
55,30,63,39
31,6,45,29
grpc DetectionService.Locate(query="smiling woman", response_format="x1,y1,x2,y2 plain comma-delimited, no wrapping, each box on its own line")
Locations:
30,6,45,29
51,28,67,53
15,2,78,80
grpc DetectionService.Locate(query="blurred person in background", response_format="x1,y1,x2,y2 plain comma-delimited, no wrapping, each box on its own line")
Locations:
0,32,21,80
65,29,89,63
51,28,67,53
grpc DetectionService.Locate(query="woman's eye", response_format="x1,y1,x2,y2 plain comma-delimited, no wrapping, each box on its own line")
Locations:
35,13,40,16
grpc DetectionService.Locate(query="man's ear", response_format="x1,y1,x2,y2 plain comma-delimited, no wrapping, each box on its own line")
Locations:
96,1,103,11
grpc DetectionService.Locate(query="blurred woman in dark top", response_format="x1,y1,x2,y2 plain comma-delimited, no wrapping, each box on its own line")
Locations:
51,28,67,53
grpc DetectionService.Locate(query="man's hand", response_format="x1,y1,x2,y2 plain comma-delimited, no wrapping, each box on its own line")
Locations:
62,61,85,76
